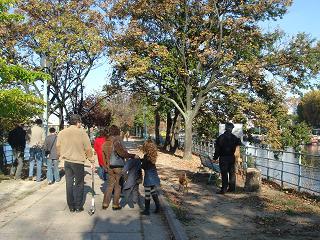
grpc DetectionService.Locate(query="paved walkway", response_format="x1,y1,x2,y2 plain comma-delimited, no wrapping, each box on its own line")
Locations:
0,140,171,240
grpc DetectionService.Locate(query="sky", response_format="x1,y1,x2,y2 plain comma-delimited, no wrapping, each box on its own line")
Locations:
84,0,320,94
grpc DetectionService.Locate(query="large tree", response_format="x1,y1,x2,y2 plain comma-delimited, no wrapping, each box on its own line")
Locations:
0,0,46,131
10,0,107,129
106,0,320,159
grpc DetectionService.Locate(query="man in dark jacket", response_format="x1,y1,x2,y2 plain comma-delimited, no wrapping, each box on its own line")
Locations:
213,122,241,194
8,124,27,179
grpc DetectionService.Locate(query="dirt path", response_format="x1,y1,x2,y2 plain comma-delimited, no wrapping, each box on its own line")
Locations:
154,149,320,240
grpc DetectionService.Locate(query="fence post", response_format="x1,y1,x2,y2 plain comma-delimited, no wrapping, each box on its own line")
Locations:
281,159,284,188
254,147,257,168
244,147,248,169
267,148,270,180
298,151,302,192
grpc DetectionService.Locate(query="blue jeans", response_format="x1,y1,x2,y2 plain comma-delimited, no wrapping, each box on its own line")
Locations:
47,159,60,183
29,147,43,181
97,166,107,181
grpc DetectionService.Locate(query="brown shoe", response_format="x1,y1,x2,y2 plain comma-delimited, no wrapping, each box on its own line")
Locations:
112,205,122,210
102,205,108,210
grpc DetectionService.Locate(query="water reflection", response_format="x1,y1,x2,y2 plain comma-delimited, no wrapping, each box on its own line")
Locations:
302,145,320,168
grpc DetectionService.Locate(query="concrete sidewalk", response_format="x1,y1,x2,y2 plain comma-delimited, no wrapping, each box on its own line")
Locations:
0,140,171,240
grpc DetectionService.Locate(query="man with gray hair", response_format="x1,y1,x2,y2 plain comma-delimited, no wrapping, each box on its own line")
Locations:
213,122,241,194
56,114,94,212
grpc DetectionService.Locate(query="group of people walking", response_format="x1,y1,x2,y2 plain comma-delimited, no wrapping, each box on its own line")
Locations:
8,114,161,215
8,119,60,184
94,124,160,215
8,113,240,217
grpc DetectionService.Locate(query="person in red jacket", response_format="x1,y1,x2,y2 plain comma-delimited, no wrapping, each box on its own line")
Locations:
93,129,108,180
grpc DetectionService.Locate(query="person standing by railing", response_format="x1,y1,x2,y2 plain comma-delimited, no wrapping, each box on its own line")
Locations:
213,122,242,194
8,124,26,180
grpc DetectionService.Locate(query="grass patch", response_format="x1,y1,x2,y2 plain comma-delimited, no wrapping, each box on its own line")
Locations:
254,215,286,227
170,204,193,224
284,208,298,216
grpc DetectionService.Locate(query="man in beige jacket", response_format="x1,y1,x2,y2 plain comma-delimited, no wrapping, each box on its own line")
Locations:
56,114,94,213
28,119,45,182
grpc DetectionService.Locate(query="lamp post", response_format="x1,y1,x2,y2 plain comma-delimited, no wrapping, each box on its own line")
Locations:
40,54,48,136
143,105,147,139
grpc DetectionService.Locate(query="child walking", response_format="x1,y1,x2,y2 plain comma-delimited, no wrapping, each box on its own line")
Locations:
140,139,160,215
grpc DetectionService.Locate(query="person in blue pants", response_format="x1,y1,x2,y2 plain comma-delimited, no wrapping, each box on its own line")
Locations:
28,119,44,182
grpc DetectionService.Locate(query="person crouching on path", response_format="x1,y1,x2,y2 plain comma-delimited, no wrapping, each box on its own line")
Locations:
140,139,161,215
43,127,60,185
101,125,139,210
56,114,94,213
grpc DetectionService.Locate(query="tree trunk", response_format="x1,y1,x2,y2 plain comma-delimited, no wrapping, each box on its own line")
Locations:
155,108,160,145
163,111,172,151
183,115,193,160
169,109,179,153
59,106,65,130
140,126,143,138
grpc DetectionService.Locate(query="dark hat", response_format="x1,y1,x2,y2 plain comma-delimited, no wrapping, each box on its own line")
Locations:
225,122,234,131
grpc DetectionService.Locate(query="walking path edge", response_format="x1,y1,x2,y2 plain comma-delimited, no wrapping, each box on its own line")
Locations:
158,189,189,240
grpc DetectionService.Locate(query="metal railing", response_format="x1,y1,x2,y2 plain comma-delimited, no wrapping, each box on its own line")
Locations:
1,144,31,165
178,137,320,195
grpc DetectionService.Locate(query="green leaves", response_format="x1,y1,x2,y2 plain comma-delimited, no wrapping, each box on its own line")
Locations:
0,0,23,22
0,88,45,130
0,1,47,131
0,58,49,85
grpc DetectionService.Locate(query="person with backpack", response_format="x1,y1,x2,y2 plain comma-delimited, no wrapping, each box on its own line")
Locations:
43,127,60,185
101,125,139,210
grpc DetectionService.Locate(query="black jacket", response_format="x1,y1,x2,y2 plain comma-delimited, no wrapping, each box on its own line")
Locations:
8,126,26,149
213,131,241,160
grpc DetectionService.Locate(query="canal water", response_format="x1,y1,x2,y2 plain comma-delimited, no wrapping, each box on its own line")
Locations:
245,144,320,195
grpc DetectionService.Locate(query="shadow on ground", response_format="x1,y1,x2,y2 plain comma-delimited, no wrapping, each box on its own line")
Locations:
157,163,320,240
